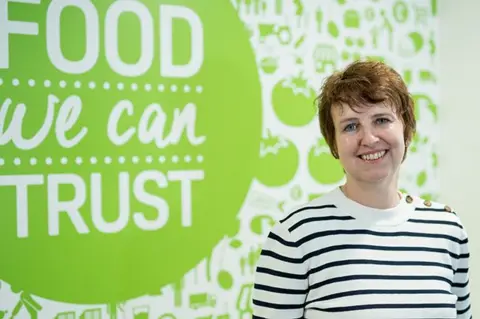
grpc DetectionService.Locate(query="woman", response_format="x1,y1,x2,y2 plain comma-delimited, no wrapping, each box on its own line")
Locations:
251,61,471,318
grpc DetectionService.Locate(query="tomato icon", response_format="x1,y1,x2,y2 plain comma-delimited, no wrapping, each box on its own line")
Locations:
256,131,299,187
271,74,317,127
308,138,344,184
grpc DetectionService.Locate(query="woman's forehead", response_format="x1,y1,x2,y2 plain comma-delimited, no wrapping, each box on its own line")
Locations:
333,102,396,118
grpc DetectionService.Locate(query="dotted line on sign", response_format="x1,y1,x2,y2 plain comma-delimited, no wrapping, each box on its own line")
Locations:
0,78,204,93
0,155,204,167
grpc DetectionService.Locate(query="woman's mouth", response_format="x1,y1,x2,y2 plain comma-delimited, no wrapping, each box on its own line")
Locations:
359,150,388,162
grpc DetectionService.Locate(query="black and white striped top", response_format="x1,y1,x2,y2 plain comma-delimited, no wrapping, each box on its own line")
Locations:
252,187,472,319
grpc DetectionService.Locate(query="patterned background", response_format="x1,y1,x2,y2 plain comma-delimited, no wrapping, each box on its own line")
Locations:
0,0,438,318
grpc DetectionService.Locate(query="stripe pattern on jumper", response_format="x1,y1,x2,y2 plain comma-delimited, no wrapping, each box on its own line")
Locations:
252,191,472,319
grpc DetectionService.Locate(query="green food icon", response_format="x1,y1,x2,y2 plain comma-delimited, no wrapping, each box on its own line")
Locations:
250,214,275,235
365,7,376,21
217,270,233,290
409,134,428,153
393,1,409,23
413,94,437,122
258,24,292,45
260,57,279,74
403,70,412,86
256,131,299,187
419,70,436,83
344,9,360,28
315,7,323,32
308,138,344,185
229,239,242,249
399,32,424,57
417,170,427,187
409,32,424,52
271,75,317,127
327,21,340,38
429,32,436,57
313,44,338,74
432,153,438,167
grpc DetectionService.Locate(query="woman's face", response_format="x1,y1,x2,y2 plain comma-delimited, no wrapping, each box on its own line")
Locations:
332,102,406,184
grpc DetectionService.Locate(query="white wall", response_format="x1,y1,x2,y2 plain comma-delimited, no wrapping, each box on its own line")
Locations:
438,0,480,310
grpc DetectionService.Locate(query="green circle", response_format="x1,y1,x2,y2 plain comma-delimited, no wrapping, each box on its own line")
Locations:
271,76,317,127
217,270,233,290
0,0,262,304
345,37,354,47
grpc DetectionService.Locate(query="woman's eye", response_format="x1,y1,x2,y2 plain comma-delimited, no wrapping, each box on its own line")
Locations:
344,123,357,132
376,117,391,124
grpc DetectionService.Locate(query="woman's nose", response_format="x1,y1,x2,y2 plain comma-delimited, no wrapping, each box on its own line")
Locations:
360,128,380,146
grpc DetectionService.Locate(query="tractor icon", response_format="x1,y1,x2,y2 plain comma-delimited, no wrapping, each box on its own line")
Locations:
258,24,292,45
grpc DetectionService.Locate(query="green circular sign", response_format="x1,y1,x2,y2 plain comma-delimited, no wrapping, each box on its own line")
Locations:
0,0,262,304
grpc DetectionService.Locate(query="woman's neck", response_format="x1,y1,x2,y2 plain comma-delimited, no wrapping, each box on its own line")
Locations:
341,178,400,210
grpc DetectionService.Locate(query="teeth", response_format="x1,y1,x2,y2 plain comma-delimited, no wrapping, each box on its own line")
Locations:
361,150,386,161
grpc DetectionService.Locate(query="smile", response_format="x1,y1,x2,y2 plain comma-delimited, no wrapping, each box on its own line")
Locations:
359,150,387,161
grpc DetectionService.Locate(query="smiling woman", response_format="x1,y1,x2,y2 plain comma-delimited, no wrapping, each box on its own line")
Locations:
331,102,406,202
252,60,472,319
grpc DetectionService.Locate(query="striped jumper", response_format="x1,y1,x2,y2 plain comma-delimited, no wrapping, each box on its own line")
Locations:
252,187,472,319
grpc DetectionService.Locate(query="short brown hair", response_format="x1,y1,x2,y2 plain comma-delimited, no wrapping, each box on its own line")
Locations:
316,60,416,159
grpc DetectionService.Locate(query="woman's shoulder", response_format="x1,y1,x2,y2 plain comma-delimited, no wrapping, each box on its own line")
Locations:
403,192,467,235
403,193,457,216
271,189,345,237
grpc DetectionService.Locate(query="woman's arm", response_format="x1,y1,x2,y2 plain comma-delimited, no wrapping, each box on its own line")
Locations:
453,223,472,319
252,222,308,319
